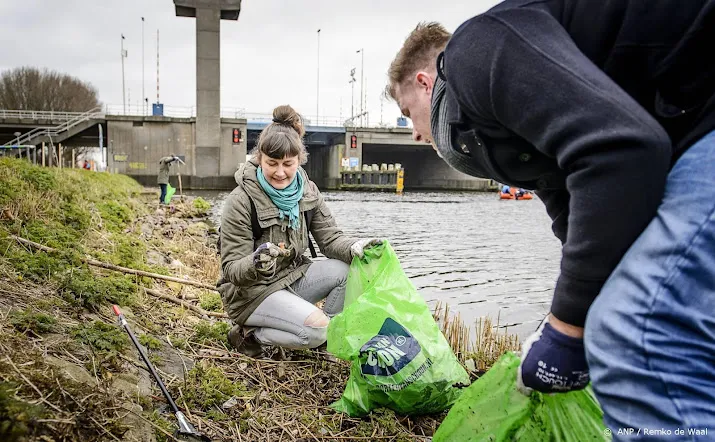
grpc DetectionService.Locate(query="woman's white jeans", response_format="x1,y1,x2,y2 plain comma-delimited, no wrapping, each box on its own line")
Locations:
244,259,349,349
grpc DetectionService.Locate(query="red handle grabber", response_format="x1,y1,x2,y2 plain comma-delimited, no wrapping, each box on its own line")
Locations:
112,305,210,441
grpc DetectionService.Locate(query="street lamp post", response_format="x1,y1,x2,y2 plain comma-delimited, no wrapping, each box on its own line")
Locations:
349,68,356,125
121,34,127,114
316,29,321,125
380,95,384,126
142,17,145,116
356,49,364,126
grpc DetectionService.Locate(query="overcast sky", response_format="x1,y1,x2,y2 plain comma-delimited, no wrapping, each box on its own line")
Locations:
0,0,501,125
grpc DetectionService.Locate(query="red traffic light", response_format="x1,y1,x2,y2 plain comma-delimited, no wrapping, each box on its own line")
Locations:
350,134,357,149
233,128,241,144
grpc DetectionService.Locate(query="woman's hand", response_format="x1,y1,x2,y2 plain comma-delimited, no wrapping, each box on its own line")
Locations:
350,239,384,258
253,242,290,276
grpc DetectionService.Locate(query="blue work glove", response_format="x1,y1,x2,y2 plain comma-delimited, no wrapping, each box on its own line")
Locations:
516,315,590,394
350,238,384,258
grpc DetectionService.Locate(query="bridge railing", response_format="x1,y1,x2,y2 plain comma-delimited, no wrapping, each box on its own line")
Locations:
1,105,413,129
102,103,250,119
104,104,197,118
2,106,104,147
0,109,87,121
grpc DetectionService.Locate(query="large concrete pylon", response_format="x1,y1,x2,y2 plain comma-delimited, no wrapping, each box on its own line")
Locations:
173,0,241,177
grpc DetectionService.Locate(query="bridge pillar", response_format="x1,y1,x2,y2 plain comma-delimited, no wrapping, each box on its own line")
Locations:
325,143,345,189
174,0,241,178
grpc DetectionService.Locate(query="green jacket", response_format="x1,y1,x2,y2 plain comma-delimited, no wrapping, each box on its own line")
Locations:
217,159,357,326
157,156,176,184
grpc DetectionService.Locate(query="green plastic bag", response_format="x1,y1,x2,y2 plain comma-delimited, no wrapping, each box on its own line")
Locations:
433,352,610,441
327,241,470,417
164,183,176,204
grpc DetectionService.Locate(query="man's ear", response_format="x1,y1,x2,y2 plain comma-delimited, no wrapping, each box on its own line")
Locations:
415,71,434,95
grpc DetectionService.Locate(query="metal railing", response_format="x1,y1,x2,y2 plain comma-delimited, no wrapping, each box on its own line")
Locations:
103,104,249,120
0,109,87,121
2,106,105,147
243,112,344,127
0,105,413,130
104,103,196,118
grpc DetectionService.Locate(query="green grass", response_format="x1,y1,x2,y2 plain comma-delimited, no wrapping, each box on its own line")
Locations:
0,158,144,312
192,197,211,215
138,334,162,351
59,268,137,311
182,362,247,410
192,321,230,346
0,381,46,440
9,309,57,335
71,320,129,374
199,292,223,312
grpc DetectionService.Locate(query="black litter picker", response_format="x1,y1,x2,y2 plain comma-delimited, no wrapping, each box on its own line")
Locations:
112,305,211,442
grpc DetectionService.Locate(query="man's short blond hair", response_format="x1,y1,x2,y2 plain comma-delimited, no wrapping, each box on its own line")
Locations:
386,22,452,101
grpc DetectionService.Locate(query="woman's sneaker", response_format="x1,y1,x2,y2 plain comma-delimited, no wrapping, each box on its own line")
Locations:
315,342,338,363
227,325,263,358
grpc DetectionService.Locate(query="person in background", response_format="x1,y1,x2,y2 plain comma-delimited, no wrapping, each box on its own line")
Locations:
157,154,180,204
386,0,715,434
217,104,383,357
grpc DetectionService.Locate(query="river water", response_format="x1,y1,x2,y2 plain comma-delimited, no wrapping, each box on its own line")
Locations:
190,189,561,340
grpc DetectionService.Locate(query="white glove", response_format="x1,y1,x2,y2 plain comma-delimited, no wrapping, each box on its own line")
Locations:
350,238,384,258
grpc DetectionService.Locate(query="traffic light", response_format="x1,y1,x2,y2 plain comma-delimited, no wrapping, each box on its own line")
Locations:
232,128,242,144
350,134,357,149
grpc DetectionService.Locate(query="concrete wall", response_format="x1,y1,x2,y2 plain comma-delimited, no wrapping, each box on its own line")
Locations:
302,145,330,190
347,128,492,191
219,119,247,181
107,118,194,179
344,127,422,171
362,143,492,190
300,143,345,190
106,116,246,189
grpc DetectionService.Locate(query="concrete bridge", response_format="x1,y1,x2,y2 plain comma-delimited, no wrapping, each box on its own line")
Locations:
1,0,493,192
0,109,494,191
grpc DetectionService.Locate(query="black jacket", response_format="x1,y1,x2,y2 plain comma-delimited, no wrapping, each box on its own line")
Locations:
441,0,715,326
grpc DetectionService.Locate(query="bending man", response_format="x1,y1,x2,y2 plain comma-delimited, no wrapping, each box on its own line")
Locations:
387,0,714,434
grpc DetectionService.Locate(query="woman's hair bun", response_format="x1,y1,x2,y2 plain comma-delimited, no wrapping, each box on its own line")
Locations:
272,105,305,137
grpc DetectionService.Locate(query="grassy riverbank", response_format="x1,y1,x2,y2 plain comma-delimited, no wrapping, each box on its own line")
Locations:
0,158,519,441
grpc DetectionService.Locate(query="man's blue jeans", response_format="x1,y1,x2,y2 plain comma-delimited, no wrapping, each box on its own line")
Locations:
585,130,715,438
159,183,167,204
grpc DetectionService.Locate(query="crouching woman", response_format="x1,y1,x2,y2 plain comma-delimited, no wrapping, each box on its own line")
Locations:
217,105,381,356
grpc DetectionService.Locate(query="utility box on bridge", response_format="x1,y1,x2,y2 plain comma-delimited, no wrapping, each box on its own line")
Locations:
152,103,164,116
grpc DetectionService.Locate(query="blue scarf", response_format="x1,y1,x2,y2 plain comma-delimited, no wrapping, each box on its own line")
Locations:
256,166,304,230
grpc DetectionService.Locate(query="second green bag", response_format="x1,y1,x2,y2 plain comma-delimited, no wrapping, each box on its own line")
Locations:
164,183,176,204
327,241,470,417
433,352,609,441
